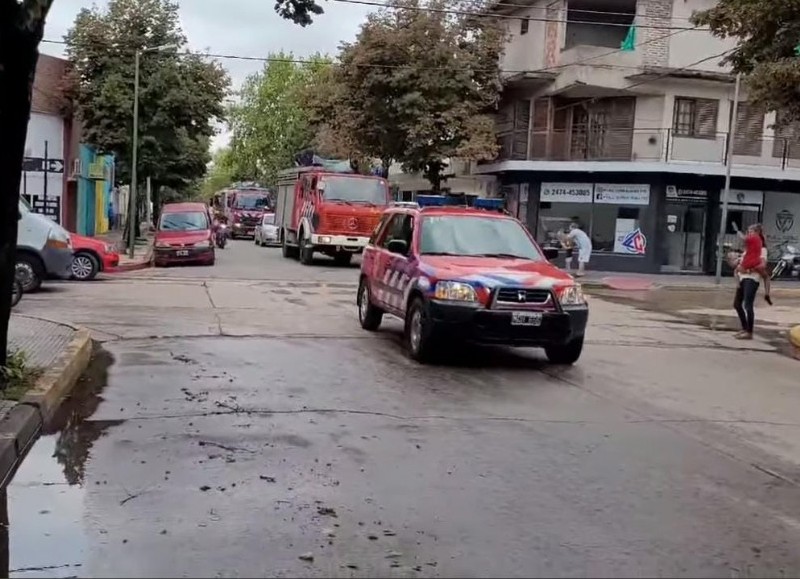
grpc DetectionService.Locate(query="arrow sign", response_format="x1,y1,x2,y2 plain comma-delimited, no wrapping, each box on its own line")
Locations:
22,156,65,174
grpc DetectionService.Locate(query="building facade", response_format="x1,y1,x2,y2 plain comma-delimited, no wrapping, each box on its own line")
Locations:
479,0,800,273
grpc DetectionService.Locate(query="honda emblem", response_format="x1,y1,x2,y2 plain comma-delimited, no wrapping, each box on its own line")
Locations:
517,290,526,302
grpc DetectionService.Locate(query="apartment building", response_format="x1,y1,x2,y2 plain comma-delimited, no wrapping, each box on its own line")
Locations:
479,0,800,273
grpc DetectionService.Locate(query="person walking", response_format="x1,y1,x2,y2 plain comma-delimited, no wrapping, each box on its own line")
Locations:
732,223,768,340
564,222,592,277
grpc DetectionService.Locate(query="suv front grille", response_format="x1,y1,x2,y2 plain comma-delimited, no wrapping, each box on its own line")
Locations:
495,287,552,306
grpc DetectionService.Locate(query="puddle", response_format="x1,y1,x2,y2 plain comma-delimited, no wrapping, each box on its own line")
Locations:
4,348,116,578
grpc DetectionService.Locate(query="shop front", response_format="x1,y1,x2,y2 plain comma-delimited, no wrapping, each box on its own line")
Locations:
660,186,709,273
532,181,659,273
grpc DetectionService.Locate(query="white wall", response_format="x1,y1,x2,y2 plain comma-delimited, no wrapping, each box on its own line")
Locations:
668,0,737,70
500,2,548,74
22,112,64,223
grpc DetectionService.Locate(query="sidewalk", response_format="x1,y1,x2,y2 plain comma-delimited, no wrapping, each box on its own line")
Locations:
580,270,800,292
96,229,153,272
1,314,92,485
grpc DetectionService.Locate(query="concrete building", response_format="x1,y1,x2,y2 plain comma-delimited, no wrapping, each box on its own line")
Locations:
389,160,497,201
24,54,116,235
478,0,800,274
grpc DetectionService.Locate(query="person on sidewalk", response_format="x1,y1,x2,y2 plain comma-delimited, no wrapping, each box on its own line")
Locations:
563,222,592,277
733,222,772,305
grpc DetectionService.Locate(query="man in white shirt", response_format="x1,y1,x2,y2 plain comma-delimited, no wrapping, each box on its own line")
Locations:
566,222,592,277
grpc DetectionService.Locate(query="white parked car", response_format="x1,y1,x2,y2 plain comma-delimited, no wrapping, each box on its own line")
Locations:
254,213,279,247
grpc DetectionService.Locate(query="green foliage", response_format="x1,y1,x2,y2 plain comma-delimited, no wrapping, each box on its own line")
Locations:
227,52,332,185
692,0,800,123
303,0,504,190
64,0,230,195
201,147,237,198
1,350,42,399
274,0,326,26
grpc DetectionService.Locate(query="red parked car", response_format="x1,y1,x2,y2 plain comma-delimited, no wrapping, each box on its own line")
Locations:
153,202,216,267
69,233,120,281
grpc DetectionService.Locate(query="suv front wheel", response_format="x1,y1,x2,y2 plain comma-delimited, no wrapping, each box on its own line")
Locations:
544,337,584,365
405,297,438,363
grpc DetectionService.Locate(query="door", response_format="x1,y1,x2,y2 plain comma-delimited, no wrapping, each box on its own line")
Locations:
662,203,707,271
374,213,414,312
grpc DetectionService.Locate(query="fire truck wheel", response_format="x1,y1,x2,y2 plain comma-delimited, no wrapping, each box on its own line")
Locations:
334,252,352,266
299,235,314,265
357,279,383,331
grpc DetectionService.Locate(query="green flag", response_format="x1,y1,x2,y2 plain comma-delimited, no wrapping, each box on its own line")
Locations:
621,26,636,51
795,43,800,56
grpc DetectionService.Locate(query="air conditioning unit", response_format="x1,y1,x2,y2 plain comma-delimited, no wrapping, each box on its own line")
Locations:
70,158,82,179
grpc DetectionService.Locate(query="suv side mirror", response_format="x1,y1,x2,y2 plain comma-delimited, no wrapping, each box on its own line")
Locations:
543,247,559,261
386,239,408,255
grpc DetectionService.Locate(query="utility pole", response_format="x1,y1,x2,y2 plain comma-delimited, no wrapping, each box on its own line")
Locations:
128,44,178,258
714,72,742,285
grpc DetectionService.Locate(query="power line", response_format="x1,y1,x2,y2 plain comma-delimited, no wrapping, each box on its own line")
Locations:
330,0,707,31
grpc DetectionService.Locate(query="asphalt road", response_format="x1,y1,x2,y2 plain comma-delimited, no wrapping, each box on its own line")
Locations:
6,240,800,578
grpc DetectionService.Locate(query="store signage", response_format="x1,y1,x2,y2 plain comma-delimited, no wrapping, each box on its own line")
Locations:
666,186,707,200
721,189,764,206
540,182,593,203
594,184,650,205
763,191,800,259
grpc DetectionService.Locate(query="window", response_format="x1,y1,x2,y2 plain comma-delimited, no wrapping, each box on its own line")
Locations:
380,213,414,254
535,183,651,255
369,213,393,245
520,18,529,35
159,212,209,231
673,98,718,138
320,176,388,204
262,213,275,225
420,215,543,260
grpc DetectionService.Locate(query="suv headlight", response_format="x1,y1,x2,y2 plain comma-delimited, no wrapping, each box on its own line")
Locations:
557,284,587,306
434,281,477,302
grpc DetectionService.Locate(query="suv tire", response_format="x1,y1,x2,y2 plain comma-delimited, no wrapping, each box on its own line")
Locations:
357,280,383,331
544,337,584,365
405,297,438,363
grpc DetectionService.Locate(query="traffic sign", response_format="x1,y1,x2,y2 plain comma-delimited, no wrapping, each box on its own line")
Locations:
22,157,64,174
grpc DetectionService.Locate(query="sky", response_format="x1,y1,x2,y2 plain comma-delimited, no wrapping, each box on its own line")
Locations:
40,0,374,150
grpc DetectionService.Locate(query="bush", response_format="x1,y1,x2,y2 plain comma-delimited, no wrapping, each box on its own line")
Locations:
1,350,43,400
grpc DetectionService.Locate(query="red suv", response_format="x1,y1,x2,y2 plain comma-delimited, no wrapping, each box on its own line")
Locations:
154,202,215,267
357,196,588,364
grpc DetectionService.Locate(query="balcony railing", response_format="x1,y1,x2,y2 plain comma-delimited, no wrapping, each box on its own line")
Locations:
496,128,800,171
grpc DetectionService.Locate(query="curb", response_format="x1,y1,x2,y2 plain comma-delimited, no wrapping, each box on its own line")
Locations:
109,246,153,273
790,325,800,360
0,327,93,487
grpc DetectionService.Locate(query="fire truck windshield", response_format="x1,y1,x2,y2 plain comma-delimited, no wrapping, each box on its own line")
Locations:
233,195,269,210
320,176,387,205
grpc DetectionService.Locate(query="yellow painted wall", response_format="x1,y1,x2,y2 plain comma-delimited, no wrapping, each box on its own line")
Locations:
95,180,109,234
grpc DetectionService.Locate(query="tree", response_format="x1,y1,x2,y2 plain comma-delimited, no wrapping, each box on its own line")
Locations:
64,0,229,220
0,0,55,382
303,0,504,191
692,1,800,122
201,147,238,199
227,53,331,184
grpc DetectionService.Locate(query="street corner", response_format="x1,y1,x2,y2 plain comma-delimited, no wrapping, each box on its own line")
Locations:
20,324,93,422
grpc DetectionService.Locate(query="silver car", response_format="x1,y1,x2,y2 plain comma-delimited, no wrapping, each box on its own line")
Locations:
254,213,279,247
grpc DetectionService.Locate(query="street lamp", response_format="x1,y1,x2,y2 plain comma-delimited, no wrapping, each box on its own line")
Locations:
128,43,179,258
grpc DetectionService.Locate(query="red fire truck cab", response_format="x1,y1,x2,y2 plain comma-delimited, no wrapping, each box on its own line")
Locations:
217,185,272,239
275,161,392,266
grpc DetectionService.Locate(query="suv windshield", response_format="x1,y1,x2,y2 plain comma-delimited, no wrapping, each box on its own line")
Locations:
320,176,387,205
234,195,269,210
160,212,209,231
420,215,543,260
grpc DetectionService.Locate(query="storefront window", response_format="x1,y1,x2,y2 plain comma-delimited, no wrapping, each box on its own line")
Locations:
536,182,650,255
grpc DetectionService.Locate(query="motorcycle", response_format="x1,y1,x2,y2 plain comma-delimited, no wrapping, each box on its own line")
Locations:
215,223,229,249
11,278,22,308
771,244,800,280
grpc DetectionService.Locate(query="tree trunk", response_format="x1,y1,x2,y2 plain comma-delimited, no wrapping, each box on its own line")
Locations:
151,182,162,226
0,14,43,379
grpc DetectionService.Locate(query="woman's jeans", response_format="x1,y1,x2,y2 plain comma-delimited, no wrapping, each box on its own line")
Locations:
734,278,759,333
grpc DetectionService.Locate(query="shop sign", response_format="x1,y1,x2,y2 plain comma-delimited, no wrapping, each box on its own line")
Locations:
666,186,707,201
763,191,800,259
594,184,650,205
540,182,593,203
721,189,764,206
613,220,647,254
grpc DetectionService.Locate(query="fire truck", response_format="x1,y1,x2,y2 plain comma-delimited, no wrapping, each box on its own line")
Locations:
213,184,272,239
275,157,392,266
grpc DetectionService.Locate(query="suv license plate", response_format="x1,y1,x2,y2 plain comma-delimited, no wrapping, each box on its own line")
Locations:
176,250,189,257
511,311,542,326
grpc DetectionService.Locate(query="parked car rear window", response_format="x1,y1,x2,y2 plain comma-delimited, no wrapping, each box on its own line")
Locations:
263,213,275,225
159,211,209,231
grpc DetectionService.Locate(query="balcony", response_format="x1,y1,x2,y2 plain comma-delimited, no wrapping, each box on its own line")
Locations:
496,128,800,172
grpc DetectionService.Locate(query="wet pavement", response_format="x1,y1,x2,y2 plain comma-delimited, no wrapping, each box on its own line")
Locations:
5,241,800,577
